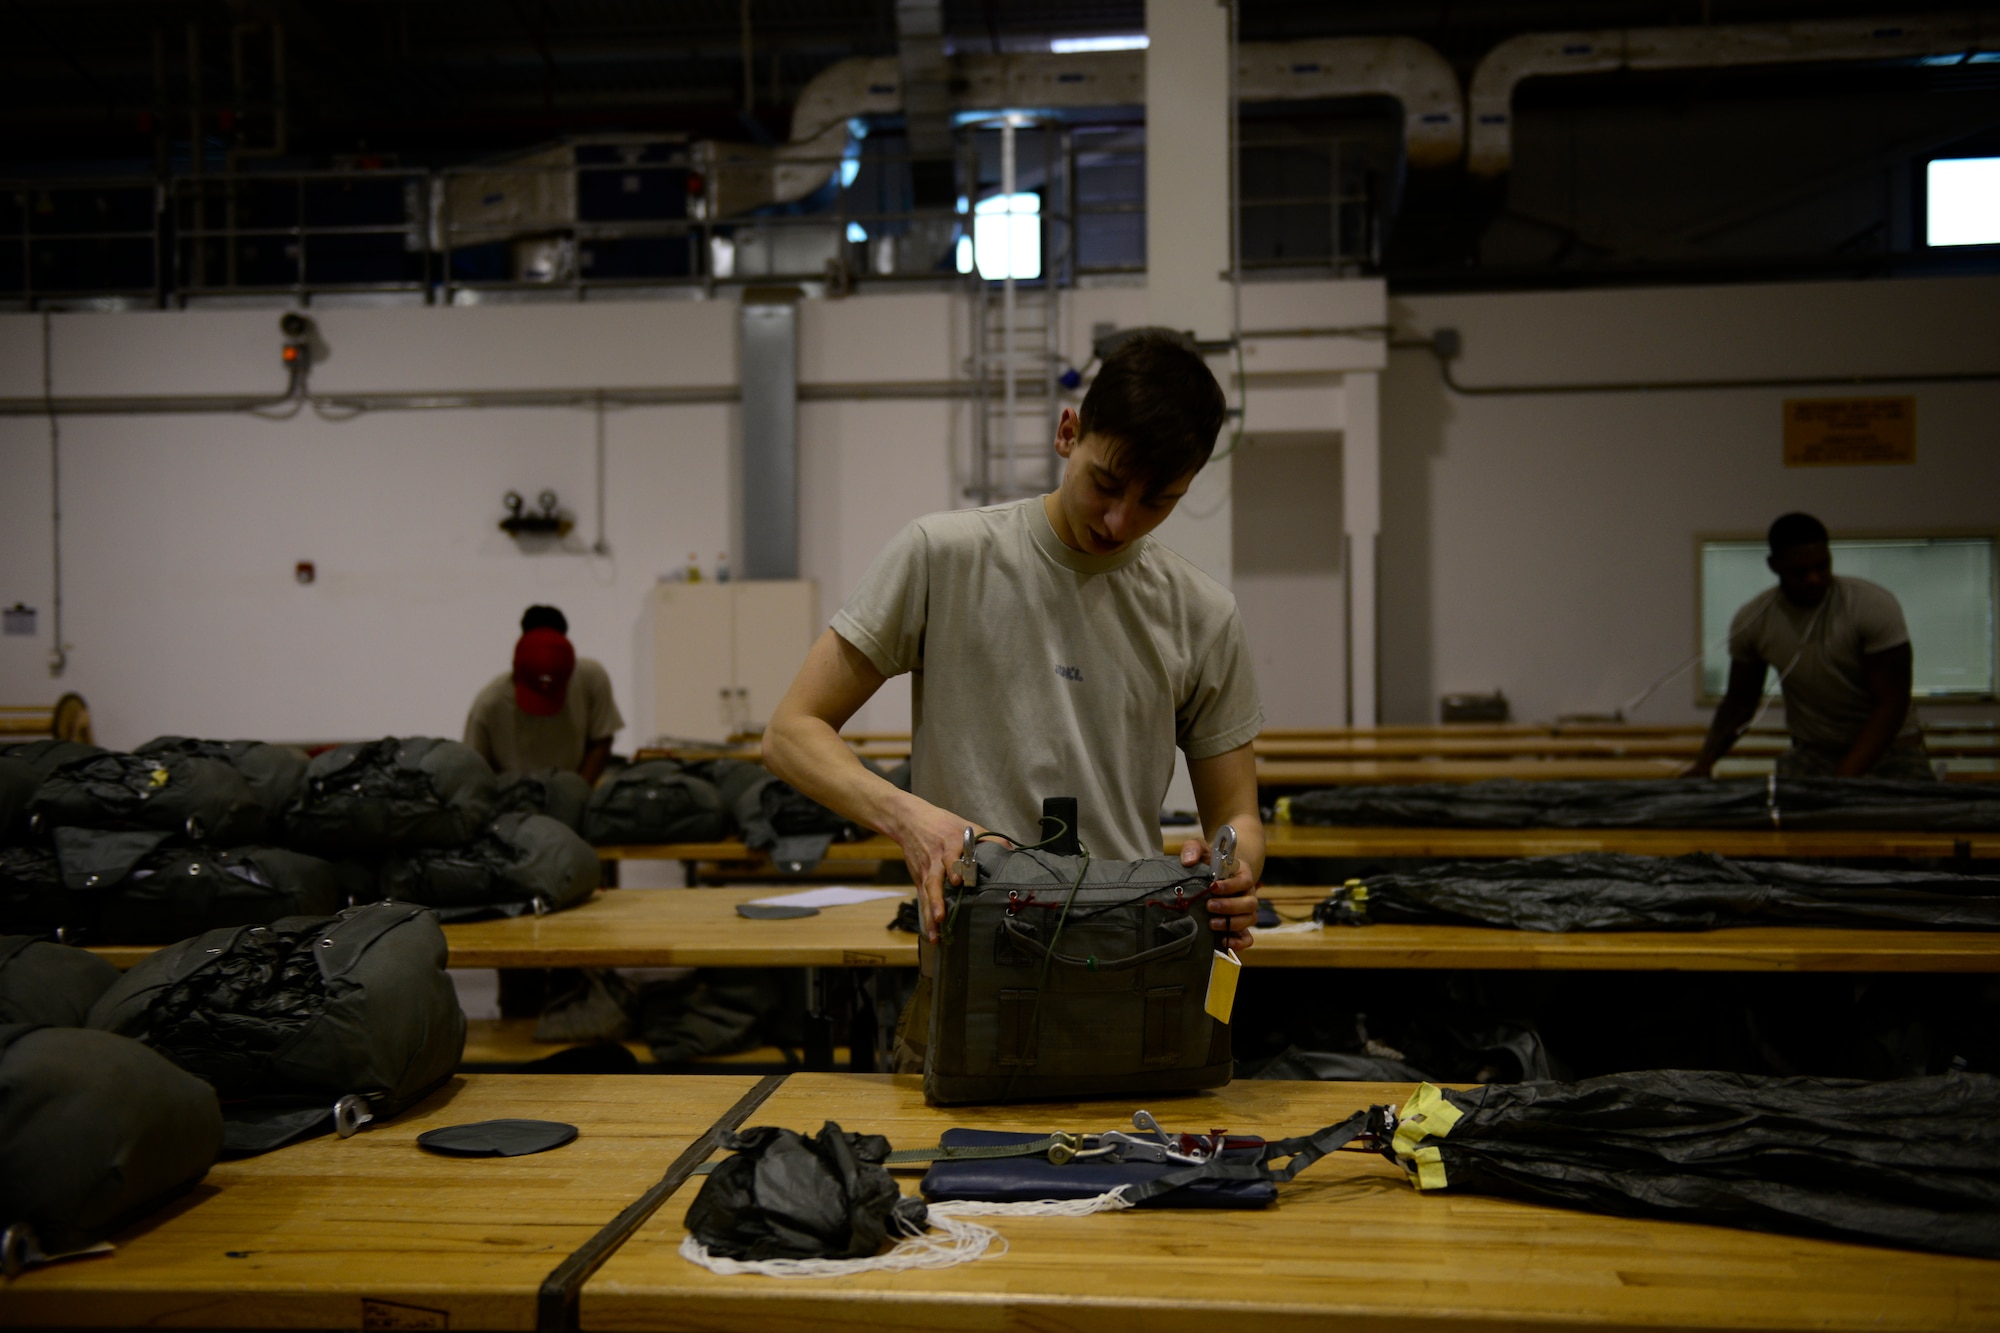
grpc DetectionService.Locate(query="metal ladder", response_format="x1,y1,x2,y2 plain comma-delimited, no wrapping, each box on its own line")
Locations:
968,122,1060,506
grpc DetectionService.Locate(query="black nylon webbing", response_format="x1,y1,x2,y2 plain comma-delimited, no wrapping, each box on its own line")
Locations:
1116,1110,1377,1206
535,1072,786,1333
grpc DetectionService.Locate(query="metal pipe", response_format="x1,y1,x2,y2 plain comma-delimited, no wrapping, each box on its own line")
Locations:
1001,121,1016,498
1436,362,2000,397
41,313,65,678
0,379,1012,418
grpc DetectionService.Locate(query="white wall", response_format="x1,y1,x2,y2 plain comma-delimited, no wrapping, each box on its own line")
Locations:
0,296,953,749
1380,274,2000,726
20,273,1976,752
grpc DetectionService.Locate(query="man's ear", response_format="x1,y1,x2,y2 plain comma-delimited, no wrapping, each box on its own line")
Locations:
1053,408,1080,457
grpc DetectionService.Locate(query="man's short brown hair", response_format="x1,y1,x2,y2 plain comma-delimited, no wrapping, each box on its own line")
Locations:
1077,328,1228,492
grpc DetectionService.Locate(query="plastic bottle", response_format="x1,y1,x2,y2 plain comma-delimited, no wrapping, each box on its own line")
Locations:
686,552,702,583
715,552,731,583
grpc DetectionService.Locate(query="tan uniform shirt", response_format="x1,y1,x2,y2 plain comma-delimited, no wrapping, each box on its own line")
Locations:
1728,575,1919,752
832,498,1264,861
463,657,624,776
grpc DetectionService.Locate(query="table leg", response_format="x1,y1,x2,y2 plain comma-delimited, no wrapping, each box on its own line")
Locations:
803,966,834,1072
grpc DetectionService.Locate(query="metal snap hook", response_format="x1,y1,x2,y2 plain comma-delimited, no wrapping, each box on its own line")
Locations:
333,1094,375,1138
1,1224,39,1278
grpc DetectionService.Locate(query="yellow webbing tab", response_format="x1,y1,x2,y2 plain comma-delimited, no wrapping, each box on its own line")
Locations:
1392,1082,1464,1191
1274,796,1293,825
148,766,171,789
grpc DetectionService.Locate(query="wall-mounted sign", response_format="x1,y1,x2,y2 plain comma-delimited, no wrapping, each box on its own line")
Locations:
1783,396,1916,467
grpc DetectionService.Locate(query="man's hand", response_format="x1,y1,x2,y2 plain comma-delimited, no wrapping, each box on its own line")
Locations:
887,798,995,944
1179,836,1257,952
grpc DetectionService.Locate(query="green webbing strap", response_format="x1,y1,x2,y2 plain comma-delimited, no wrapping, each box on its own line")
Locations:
689,1132,1076,1176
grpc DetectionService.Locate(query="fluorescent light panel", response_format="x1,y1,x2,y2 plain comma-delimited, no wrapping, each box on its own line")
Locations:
1928,157,2000,246
1050,35,1148,53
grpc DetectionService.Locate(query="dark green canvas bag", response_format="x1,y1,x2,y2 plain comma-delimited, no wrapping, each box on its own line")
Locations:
924,841,1232,1106
582,760,729,845
136,737,309,829
0,936,119,1026
0,757,38,845
493,768,592,832
52,828,345,944
286,737,498,854
0,1024,223,1265
378,812,599,921
0,846,69,939
87,900,466,1154
689,758,875,870
0,740,106,780
28,751,264,845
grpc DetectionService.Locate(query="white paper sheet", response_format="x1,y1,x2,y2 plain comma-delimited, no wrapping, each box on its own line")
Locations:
745,886,904,909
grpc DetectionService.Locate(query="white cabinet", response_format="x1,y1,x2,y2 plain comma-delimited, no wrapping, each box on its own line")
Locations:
650,580,817,742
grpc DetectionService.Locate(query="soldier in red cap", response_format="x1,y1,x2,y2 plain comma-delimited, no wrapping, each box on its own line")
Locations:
464,605,623,782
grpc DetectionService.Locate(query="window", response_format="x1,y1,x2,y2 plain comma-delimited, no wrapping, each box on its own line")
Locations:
1926,157,2000,247
1700,537,1997,700
966,191,1041,280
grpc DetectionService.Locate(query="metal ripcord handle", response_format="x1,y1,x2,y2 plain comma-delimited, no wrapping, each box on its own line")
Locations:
939,826,978,942
1209,823,1239,945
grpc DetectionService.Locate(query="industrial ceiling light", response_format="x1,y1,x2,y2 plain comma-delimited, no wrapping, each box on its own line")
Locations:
1928,156,2000,247
1050,35,1148,53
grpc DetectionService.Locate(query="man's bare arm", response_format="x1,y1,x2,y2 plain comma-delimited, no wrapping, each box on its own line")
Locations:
763,628,981,942
1686,658,1768,778
578,738,613,785
1179,742,1263,951
1837,642,1914,777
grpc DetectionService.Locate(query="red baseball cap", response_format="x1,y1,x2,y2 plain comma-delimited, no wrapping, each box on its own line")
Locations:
512,628,576,716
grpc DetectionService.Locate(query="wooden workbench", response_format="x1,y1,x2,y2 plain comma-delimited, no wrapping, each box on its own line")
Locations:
85,885,2000,976
581,1072,2000,1333
1260,822,1979,859
0,1073,764,1332
598,821,1986,871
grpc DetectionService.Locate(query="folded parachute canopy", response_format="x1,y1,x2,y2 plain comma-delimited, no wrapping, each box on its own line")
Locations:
1319,852,2000,932
1385,1070,2000,1260
1281,777,2000,831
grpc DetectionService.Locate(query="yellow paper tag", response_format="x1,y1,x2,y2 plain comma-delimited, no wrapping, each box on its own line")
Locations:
1204,947,1241,1024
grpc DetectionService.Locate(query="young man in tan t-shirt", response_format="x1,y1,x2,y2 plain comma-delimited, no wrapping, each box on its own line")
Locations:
1689,512,1932,781
763,331,1265,955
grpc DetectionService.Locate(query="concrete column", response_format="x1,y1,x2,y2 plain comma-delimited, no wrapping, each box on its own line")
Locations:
739,289,800,579
1145,0,1234,585
1342,370,1380,725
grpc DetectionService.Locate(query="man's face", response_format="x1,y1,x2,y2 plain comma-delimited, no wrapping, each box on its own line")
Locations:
1769,541,1833,609
1048,412,1196,556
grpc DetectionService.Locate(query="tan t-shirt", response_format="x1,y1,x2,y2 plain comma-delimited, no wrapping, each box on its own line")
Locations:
463,657,624,776
1728,575,1919,751
831,498,1264,860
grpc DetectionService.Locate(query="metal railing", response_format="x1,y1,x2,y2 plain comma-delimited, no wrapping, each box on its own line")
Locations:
1,129,1372,307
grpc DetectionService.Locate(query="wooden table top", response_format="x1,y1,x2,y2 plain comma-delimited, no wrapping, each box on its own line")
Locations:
1248,913,2000,973
1258,757,1692,784
0,1073,762,1332
601,822,1980,864
582,1072,2000,1333
440,887,918,969
1261,822,1976,859
89,884,2000,975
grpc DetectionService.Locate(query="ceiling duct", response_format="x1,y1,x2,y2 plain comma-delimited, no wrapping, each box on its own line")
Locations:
696,37,1462,218
1467,12,1993,178
896,0,952,159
